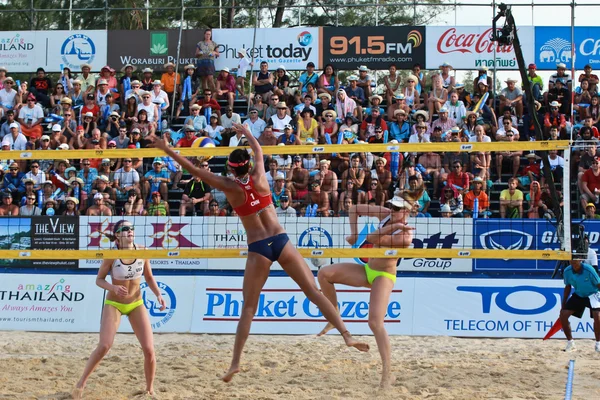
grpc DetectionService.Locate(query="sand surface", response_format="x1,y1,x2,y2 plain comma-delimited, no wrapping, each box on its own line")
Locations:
0,332,599,400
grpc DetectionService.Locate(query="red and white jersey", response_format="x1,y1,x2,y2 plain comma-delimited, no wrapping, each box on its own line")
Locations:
232,176,273,217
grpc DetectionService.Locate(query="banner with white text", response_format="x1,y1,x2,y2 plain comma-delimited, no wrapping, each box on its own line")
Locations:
426,26,534,70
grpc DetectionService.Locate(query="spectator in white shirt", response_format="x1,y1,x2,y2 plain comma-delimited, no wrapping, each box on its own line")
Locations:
3,122,27,150
276,195,297,216
243,107,266,139
0,76,19,117
269,102,293,138
220,106,241,129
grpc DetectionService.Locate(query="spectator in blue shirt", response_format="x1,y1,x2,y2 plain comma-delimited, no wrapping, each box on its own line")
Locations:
298,62,319,94
143,158,171,202
560,256,600,352
77,160,98,194
3,162,25,199
389,109,411,142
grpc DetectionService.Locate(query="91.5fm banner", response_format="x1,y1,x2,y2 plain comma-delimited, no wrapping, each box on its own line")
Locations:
321,26,425,70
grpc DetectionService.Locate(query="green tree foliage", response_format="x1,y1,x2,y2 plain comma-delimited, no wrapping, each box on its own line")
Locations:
0,0,449,30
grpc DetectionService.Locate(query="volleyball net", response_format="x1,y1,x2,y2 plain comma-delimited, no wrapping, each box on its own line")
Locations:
0,140,573,268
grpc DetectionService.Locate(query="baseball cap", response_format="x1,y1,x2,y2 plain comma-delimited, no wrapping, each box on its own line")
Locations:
528,63,537,69
280,195,289,201
9,122,19,129
587,203,596,209
52,124,61,132
94,193,103,200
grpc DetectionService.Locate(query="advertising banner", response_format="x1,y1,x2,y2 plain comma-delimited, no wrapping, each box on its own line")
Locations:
0,274,103,332
191,276,414,335
0,216,78,268
79,216,209,269
107,28,319,72
321,26,425,70
0,31,107,73
341,217,473,273
425,26,534,70
472,219,600,272
412,278,594,339
117,276,196,333
30,216,78,268
535,26,600,70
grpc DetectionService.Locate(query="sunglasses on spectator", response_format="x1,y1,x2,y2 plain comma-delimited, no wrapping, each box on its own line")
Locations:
453,165,461,169
9,168,18,171
124,159,132,162
506,134,514,137
64,113,71,116
31,165,39,168
551,107,558,110
82,163,90,166
116,226,134,233
27,197,35,200
503,122,510,125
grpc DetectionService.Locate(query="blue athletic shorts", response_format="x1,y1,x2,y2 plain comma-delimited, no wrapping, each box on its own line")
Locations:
248,233,290,262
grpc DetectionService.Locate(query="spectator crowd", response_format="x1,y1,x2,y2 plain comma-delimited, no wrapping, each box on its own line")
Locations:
0,46,594,219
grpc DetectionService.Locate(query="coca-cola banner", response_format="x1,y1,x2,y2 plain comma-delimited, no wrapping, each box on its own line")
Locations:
425,26,534,70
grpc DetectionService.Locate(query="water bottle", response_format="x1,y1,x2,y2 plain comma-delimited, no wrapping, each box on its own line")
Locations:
204,106,212,121
311,204,318,217
390,152,400,180
74,186,80,209
473,198,479,219
37,189,43,205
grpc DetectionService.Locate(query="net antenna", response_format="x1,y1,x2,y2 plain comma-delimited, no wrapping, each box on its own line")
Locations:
491,4,569,270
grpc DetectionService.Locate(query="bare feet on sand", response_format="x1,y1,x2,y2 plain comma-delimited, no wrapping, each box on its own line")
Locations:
342,331,370,352
379,374,396,390
71,386,83,399
316,321,335,337
221,366,240,383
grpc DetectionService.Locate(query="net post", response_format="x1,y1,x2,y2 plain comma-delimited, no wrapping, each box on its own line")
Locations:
563,144,571,254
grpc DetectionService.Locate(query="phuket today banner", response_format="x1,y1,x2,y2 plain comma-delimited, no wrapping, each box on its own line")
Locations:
107,28,319,72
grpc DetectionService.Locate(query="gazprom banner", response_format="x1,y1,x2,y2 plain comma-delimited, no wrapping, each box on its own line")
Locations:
426,26,534,70
535,26,600,70
473,219,600,272
0,31,107,72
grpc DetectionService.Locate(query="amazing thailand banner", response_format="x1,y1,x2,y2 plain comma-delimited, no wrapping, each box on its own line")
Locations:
0,31,107,72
